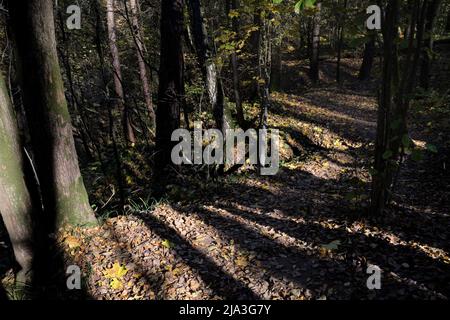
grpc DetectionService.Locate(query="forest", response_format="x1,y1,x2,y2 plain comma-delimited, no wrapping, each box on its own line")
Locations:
0,0,449,301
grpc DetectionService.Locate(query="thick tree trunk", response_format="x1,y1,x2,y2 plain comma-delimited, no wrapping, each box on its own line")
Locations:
359,34,376,80
310,2,321,83
8,0,97,228
156,0,184,170
129,0,156,131
106,0,136,145
0,73,35,286
419,0,442,89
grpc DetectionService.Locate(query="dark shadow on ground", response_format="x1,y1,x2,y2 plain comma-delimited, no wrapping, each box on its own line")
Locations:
136,212,260,299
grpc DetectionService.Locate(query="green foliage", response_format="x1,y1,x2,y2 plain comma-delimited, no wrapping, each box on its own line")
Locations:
273,0,317,14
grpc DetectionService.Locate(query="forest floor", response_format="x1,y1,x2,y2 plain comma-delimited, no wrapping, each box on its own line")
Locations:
1,53,449,300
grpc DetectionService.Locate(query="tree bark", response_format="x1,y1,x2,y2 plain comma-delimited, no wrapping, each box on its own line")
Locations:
228,0,245,128
0,73,35,286
188,0,230,134
106,0,136,145
156,0,184,171
93,0,127,210
128,0,156,131
336,0,348,83
8,0,97,228
370,0,400,216
419,0,442,89
310,2,321,83
359,34,376,80
271,39,282,91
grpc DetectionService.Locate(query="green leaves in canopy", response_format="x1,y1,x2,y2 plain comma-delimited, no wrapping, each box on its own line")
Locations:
273,0,317,14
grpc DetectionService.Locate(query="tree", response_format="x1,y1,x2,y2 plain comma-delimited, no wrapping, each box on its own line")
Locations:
0,73,35,287
106,0,136,145
359,33,376,80
419,0,443,90
309,2,321,83
227,0,246,128
370,0,429,215
8,0,97,228
156,0,185,171
370,0,399,216
127,0,156,131
336,0,348,83
187,0,230,133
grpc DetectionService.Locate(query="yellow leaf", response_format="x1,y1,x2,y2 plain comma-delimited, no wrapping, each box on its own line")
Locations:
103,262,128,279
161,239,173,249
110,278,123,290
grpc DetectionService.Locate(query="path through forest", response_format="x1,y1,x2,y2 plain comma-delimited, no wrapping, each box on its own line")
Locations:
51,55,449,300
1,55,449,300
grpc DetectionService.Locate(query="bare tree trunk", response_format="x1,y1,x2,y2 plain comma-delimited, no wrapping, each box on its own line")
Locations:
271,38,282,91
106,0,136,145
228,0,245,128
156,0,184,171
419,0,442,89
128,0,156,131
310,2,321,83
0,73,35,287
370,0,428,215
370,0,400,216
8,0,97,228
359,33,376,80
336,0,348,83
93,0,127,210
188,0,230,133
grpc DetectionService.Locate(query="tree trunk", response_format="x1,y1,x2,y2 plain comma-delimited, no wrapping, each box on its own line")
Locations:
106,0,136,145
8,0,97,228
0,73,35,287
419,0,442,89
310,2,321,83
128,0,156,131
336,0,348,83
156,0,184,171
271,39,282,91
359,34,376,80
228,0,245,128
370,0,428,215
370,0,400,216
93,0,127,210
188,0,230,134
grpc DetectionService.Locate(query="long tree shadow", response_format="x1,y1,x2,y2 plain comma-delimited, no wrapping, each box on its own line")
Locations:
214,199,450,297
99,223,165,299
135,212,260,300
193,168,450,298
